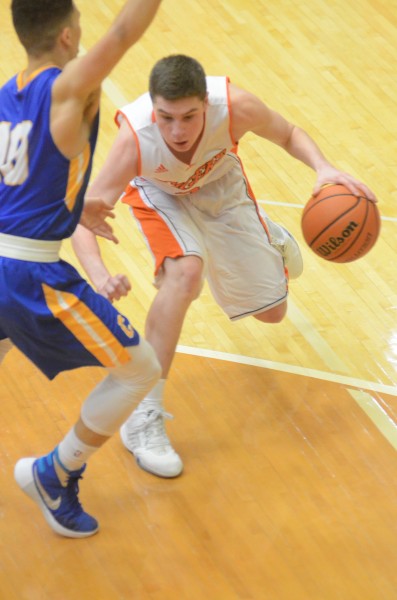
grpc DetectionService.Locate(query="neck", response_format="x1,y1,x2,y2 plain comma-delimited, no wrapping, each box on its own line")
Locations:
24,51,66,81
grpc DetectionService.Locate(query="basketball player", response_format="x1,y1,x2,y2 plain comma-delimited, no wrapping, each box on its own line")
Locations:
73,54,376,479
0,0,164,538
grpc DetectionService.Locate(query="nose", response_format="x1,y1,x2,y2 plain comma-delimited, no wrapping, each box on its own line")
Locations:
171,121,186,140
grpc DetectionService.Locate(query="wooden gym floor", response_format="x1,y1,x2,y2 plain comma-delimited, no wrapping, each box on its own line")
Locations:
1,1,397,598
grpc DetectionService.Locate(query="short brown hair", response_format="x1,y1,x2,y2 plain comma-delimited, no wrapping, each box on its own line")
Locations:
149,55,207,101
11,0,74,57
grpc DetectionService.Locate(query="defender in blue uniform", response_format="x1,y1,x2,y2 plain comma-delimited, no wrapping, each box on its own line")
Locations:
0,0,163,538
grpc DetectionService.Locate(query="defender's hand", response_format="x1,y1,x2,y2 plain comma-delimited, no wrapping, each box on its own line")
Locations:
80,197,119,243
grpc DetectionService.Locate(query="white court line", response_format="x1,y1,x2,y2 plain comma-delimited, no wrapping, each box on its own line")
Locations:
286,300,350,374
177,345,397,396
259,199,397,223
96,63,397,450
347,390,397,451
102,78,129,111
177,345,397,451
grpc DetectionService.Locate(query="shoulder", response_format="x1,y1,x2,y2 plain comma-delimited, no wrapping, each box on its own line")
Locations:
116,91,153,130
1,74,18,92
229,83,273,140
206,76,229,105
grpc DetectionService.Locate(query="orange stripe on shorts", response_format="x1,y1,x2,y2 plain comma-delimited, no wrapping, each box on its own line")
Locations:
42,283,131,367
122,185,185,275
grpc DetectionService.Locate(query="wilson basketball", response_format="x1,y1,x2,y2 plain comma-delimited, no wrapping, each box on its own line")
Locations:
301,184,381,263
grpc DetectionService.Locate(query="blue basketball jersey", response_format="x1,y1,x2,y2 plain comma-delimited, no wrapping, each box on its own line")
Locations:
0,67,98,239
0,67,140,379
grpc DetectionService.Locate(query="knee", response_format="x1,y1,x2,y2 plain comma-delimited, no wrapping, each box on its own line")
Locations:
254,301,287,324
80,340,161,437
113,339,161,392
164,256,203,301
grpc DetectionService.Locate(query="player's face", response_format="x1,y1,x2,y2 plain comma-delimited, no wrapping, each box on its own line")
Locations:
153,95,208,153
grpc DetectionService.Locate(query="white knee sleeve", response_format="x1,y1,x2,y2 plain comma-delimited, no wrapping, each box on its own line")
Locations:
81,338,161,437
0,339,13,365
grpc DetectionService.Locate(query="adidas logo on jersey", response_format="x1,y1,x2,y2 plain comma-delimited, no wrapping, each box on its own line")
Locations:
154,164,168,173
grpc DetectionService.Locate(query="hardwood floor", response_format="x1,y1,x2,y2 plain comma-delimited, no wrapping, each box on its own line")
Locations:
1,0,397,598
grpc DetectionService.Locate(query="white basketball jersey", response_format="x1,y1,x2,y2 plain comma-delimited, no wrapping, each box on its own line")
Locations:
116,76,238,195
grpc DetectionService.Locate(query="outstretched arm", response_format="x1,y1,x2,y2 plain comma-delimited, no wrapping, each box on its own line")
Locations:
229,83,376,201
51,0,162,158
72,119,139,301
56,0,162,101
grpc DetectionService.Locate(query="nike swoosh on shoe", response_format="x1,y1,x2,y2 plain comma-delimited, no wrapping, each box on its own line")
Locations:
33,463,62,511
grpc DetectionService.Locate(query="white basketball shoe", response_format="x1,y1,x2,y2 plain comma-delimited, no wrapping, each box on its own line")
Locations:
120,398,183,478
265,217,303,279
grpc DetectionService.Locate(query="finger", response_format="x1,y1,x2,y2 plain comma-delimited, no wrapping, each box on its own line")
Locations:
112,283,129,299
117,283,130,297
358,186,377,203
94,227,119,244
114,273,131,285
103,283,120,301
102,210,116,219
311,184,322,197
121,276,132,291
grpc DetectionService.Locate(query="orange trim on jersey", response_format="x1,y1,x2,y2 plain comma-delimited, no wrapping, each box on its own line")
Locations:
16,66,59,91
236,155,270,240
122,185,184,275
64,144,91,212
115,109,142,176
42,283,131,367
225,77,238,151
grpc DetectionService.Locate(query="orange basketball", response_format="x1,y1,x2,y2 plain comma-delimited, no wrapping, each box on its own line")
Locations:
301,184,381,262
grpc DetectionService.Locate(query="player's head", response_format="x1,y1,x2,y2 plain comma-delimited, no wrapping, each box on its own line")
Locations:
11,0,80,59
149,55,207,102
150,55,208,154
149,54,207,154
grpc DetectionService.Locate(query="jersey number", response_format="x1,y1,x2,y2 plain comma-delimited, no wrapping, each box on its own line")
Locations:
0,121,32,185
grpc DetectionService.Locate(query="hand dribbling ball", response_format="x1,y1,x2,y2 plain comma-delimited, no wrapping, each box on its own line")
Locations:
301,184,381,262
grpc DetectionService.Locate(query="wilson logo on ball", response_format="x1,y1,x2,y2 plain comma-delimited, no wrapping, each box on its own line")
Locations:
301,184,380,263
315,220,359,257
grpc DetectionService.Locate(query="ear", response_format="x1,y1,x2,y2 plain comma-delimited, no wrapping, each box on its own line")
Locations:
58,26,72,50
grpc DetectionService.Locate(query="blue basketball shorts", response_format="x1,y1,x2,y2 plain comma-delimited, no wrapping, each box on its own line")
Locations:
0,256,140,380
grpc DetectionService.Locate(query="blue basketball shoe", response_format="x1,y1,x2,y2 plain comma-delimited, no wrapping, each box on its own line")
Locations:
14,448,99,538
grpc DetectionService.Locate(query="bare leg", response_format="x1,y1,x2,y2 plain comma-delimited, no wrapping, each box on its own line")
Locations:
75,418,109,446
14,339,161,537
145,255,203,376
120,255,203,478
254,300,288,324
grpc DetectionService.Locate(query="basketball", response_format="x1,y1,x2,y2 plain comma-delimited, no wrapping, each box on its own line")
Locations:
301,184,381,263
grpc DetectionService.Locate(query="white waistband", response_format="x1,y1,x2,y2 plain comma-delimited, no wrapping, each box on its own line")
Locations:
0,233,61,262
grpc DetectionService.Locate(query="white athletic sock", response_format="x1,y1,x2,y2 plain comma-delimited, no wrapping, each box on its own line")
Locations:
144,379,166,403
57,428,98,472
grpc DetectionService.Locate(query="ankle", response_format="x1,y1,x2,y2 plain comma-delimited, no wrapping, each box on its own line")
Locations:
57,428,97,472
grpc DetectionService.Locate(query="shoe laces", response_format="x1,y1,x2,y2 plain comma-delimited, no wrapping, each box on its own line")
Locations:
59,471,85,516
129,408,174,451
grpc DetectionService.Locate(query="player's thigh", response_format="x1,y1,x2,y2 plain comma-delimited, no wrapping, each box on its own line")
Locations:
125,183,208,279
254,300,287,323
197,189,287,320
